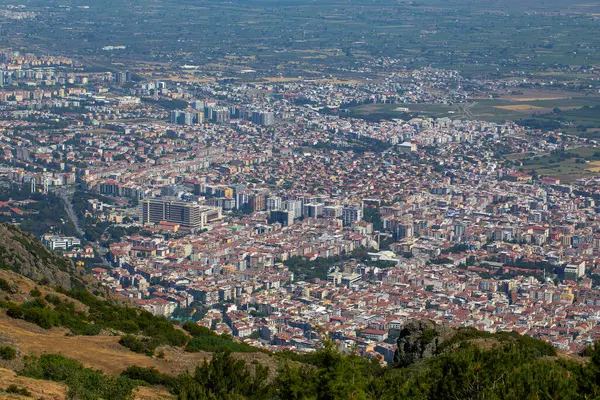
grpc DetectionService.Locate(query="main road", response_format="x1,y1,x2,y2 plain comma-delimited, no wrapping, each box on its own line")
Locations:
53,187,111,266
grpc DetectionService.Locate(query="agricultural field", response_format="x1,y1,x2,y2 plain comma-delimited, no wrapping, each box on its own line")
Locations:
516,146,600,182
470,97,600,121
1,0,600,80
347,103,460,121
347,95,600,133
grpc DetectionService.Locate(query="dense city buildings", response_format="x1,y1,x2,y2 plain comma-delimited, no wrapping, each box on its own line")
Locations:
3,43,600,363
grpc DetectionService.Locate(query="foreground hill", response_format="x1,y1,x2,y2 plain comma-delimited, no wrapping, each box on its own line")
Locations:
0,223,91,291
2,224,600,399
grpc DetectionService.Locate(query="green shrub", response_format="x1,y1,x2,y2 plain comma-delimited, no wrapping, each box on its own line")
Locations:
5,385,31,396
185,334,259,354
0,345,17,360
183,321,260,353
66,368,136,400
121,366,174,387
44,294,62,306
6,305,24,319
30,287,42,297
21,307,60,329
118,335,159,356
173,350,271,399
182,321,214,337
119,335,146,354
20,298,46,309
82,324,103,336
21,354,136,400
21,354,84,382
0,278,14,293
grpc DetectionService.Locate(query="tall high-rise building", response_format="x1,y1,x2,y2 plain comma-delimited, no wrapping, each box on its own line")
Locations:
239,109,251,121
303,203,324,218
283,200,302,219
396,222,414,240
342,205,363,226
269,210,294,227
184,111,193,125
262,111,275,126
211,108,230,123
115,71,127,84
323,205,343,219
266,196,282,211
251,111,275,126
236,191,250,210
169,110,180,124
248,194,265,212
191,100,205,111
141,199,221,230
169,110,202,125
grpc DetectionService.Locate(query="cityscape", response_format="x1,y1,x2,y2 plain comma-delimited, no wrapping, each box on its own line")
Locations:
2,0,600,397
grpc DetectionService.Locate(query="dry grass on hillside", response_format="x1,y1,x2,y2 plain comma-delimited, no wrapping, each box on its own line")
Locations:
0,367,66,400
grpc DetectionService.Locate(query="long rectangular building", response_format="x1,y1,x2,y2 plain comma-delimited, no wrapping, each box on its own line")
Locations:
141,199,221,230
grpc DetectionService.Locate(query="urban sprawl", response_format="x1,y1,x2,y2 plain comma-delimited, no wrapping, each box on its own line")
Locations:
3,50,600,364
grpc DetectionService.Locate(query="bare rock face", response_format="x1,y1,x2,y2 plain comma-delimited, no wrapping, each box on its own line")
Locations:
394,320,456,366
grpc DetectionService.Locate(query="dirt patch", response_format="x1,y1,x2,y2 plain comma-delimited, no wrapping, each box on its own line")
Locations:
586,160,600,172
263,77,301,82
495,104,551,112
510,97,568,102
131,385,175,400
264,76,364,85
495,89,578,102
468,338,502,350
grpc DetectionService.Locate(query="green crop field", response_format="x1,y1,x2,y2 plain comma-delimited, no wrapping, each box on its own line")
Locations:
513,146,600,182
1,0,600,80
347,97,600,128
347,103,458,121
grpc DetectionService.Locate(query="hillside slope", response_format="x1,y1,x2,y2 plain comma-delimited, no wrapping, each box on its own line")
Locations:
0,267,274,372
0,223,90,291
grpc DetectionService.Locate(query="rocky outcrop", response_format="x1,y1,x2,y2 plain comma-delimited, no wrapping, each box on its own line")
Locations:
394,319,456,366
0,223,89,291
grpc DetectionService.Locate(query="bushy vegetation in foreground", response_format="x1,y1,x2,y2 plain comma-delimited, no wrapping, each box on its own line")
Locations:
183,322,261,354
22,334,600,400
3,271,599,399
1,284,266,357
21,354,139,400
0,288,187,355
